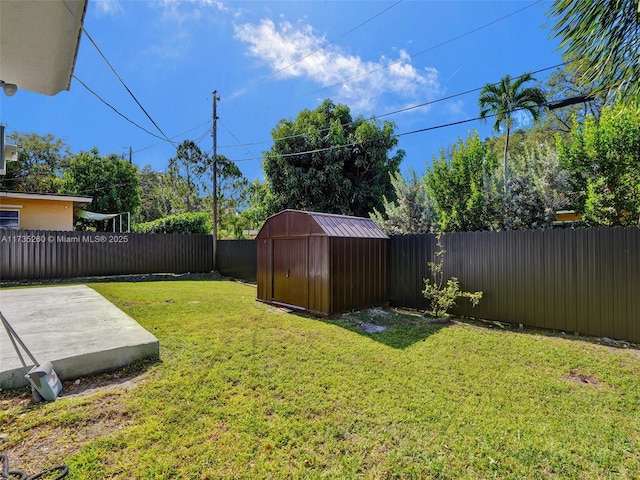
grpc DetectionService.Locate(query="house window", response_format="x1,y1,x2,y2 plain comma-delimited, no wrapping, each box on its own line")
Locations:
0,210,20,229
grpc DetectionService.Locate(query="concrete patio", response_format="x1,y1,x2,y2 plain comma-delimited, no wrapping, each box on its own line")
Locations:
0,285,159,390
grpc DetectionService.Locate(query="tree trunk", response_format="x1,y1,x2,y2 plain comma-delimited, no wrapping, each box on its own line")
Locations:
503,124,510,195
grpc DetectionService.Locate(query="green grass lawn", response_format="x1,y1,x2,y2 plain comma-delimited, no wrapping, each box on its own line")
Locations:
2,279,640,479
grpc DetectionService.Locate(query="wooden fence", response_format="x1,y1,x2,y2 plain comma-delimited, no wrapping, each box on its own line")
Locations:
388,228,640,343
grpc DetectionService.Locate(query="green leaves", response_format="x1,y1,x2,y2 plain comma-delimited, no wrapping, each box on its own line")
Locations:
558,102,640,226
547,0,640,103
133,211,211,234
263,99,402,217
423,233,483,317
62,148,141,231
425,131,500,232
2,131,71,193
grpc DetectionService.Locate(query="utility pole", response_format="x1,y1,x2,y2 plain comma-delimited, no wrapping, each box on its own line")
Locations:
212,90,220,271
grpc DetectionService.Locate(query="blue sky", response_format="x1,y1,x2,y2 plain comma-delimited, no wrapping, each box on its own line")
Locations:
0,0,563,184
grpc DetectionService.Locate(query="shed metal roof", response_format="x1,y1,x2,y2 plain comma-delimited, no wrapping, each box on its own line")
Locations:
257,209,388,239
307,211,388,238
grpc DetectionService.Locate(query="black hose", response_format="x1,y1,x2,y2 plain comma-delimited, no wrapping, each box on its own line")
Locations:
0,454,68,480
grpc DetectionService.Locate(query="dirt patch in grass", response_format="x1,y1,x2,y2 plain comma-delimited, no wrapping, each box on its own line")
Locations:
0,368,148,474
2,392,130,474
566,368,601,386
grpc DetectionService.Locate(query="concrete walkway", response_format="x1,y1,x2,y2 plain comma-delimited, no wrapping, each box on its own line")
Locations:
1,285,159,389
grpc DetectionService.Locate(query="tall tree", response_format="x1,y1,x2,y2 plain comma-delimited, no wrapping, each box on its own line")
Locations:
478,73,546,192
425,131,501,232
62,147,141,231
1,132,71,193
547,0,640,103
134,165,174,223
168,140,209,213
263,99,404,218
557,102,640,226
202,155,251,239
370,170,434,234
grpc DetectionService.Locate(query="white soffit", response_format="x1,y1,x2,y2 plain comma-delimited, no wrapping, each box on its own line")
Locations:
0,0,87,96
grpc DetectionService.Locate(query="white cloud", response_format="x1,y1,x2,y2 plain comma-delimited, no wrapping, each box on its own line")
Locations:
234,19,441,111
94,0,123,16
158,0,242,24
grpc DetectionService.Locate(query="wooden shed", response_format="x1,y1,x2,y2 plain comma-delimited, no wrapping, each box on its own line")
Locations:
256,210,388,316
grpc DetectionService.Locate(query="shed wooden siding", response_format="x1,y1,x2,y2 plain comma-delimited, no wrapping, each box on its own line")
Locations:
256,210,388,315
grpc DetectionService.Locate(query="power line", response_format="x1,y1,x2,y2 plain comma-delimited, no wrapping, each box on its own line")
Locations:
218,61,568,152
304,1,543,98
73,75,169,142
134,121,212,154
251,0,403,87
219,120,257,161
125,0,540,160
79,27,176,146
228,104,537,164
61,1,176,146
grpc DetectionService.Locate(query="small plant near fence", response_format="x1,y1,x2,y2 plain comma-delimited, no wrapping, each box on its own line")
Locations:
423,232,483,318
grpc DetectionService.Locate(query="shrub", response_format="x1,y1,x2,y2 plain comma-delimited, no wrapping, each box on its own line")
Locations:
133,212,212,234
423,233,483,318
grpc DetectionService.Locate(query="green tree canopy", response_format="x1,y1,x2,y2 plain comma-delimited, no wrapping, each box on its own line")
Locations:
370,170,434,235
478,73,546,191
1,132,71,193
134,165,175,223
263,99,404,217
425,131,500,232
62,147,141,231
168,140,209,213
547,0,640,103
558,102,640,226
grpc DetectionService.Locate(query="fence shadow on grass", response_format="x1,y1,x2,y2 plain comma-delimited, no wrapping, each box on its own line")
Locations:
309,309,451,350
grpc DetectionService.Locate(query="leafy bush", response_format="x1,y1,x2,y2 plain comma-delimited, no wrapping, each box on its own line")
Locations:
423,233,483,317
133,212,212,234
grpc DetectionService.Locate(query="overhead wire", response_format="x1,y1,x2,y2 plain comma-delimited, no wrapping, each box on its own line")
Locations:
228,103,546,164
79,27,176,146
218,61,569,153
214,0,551,151
71,0,543,159
219,120,257,160
134,121,211,154
251,0,403,86
62,1,176,146
305,0,543,98
72,75,168,142
64,0,553,174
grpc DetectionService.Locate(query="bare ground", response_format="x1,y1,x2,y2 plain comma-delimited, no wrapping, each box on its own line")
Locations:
1,369,147,475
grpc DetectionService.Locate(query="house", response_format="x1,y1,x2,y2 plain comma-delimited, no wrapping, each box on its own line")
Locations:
0,0,90,231
0,191,92,231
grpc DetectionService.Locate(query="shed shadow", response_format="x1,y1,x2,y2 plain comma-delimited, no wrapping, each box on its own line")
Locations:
305,308,450,349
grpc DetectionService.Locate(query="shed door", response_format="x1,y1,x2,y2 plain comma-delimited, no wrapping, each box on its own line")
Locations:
273,238,308,308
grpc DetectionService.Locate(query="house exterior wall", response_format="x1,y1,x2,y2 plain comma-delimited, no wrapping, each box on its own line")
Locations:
0,197,75,231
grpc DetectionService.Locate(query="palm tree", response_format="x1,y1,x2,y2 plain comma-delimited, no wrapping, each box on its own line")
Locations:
478,73,546,193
